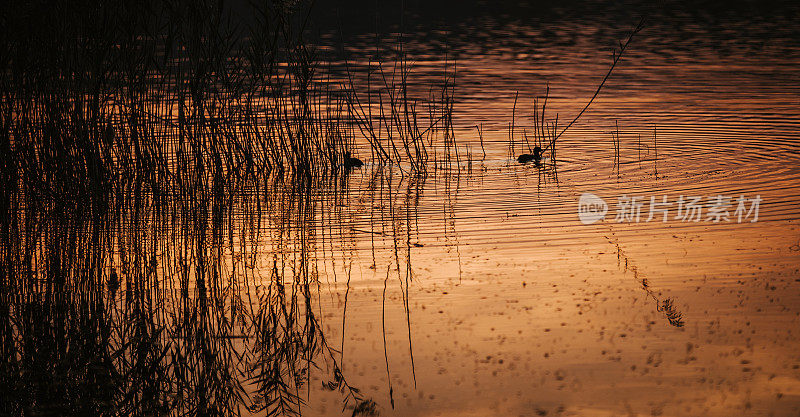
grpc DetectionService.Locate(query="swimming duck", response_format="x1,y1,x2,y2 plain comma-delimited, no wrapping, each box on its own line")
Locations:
343,151,363,169
517,146,543,164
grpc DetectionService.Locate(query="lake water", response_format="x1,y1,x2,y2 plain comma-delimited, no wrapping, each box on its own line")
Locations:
303,1,800,415
4,0,800,416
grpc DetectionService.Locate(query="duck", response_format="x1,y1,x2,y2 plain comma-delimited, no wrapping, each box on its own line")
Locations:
517,146,543,164
343,151,363,169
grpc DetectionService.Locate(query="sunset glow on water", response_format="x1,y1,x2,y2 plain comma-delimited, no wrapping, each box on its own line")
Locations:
2,0,800,416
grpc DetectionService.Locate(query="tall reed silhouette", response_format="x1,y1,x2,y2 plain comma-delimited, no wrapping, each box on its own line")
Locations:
0,0,456,415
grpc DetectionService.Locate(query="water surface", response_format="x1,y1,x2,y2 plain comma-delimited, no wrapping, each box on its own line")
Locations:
304,2,800,415
4,1,800,416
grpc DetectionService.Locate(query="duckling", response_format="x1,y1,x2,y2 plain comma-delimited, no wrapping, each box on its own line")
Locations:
517,146,543,164
343,151,363,169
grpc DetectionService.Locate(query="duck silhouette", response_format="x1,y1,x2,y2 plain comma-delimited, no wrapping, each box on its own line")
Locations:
517,146,543,164
343,151,363,169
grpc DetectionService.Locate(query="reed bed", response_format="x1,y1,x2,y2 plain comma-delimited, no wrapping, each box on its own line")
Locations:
0,0,455,415
0,0,458,207
0,0,646,414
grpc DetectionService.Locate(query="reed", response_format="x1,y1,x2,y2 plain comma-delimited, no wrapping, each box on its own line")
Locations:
0,0,451,415
653,124,658,178
2,0,460,212
612,120,621,173
516,19,645,164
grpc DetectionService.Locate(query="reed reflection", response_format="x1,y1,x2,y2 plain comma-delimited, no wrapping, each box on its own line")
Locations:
2,150,454,415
